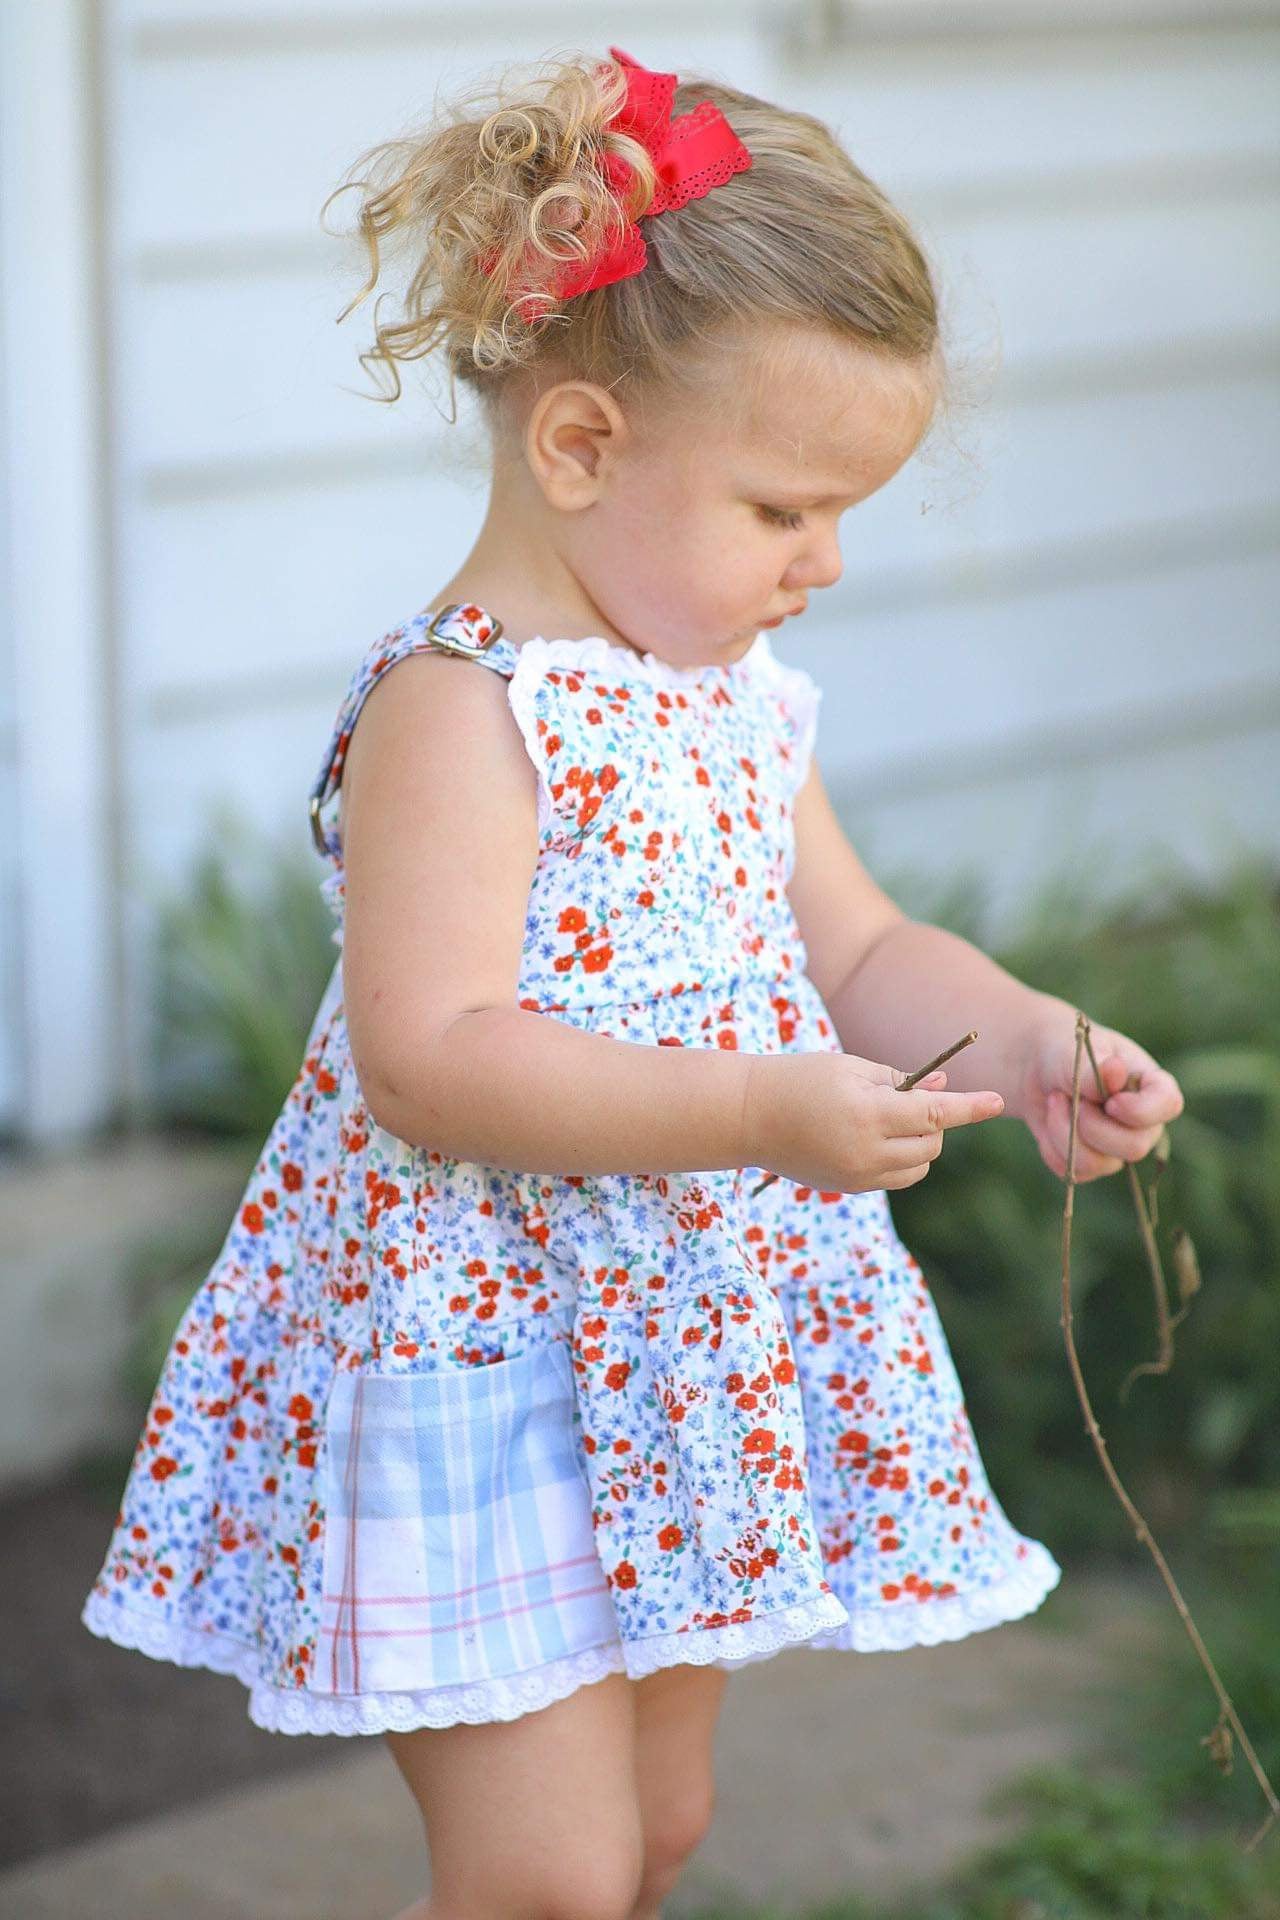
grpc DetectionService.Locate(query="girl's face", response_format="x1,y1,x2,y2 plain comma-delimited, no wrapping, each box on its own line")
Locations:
554,327,938,670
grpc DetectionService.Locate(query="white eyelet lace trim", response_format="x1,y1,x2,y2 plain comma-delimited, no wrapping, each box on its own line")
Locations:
503,630,822,840
789,1540,1062,1661
625,1587,849,1679
514,631,767,690
82,1544,1061,1736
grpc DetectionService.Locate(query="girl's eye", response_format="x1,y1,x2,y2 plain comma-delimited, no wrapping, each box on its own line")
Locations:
758,504,806,531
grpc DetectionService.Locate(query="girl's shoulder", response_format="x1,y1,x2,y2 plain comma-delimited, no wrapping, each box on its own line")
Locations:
308,602,517,858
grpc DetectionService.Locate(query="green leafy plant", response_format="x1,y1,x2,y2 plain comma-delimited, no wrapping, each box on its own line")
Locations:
686,1765,1280,1918
883,844,1280,1561
148,798,339,1140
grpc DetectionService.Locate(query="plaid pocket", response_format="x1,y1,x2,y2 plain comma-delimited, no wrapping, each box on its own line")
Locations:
315,1339,617,1695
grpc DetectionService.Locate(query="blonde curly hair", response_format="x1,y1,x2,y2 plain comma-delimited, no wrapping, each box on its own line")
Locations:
322,49,947,428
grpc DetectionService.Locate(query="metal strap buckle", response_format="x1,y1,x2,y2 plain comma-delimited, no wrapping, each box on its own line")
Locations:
422,601,506,657
308,791,327,856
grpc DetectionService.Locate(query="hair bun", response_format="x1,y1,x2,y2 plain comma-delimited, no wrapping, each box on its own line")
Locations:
321,52,658,397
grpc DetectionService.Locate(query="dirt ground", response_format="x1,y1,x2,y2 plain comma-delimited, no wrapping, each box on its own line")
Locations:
1,1469,351,1869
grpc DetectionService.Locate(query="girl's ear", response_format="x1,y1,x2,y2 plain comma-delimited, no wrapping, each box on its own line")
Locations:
525,380,629,512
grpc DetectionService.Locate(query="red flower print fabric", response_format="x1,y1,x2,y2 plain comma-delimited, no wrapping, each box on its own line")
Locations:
81,603,1060,1735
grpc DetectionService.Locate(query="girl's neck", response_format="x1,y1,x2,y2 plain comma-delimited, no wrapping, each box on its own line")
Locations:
427,466,642,655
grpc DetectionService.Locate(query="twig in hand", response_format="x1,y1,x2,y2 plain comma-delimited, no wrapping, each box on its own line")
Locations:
1061,1010,1277,1854
1077,1026,1188,1404
747,1029,980,1199
896,1027,981,1091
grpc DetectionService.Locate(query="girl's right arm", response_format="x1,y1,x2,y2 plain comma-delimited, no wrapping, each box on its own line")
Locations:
339,655,1003,1186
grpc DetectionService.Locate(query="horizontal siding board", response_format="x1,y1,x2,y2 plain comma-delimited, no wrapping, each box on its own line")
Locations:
798,3,1280,50
106,28,1279,249
121,1,752,42
930,195,1280,370
126,467,489,700
790,546,1280,769
117,269,433,472
107,25,769,252
129,700,336,902
115,2,1280,45
827,371,1280,579
837,722,1280,950
783,30,1280,194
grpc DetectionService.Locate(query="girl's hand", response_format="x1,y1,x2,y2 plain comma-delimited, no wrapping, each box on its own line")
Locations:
1019,1011,1185,1183
743,1052,1006,1195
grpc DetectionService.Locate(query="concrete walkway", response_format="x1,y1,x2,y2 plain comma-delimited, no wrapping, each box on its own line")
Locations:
0,1570,1167,1919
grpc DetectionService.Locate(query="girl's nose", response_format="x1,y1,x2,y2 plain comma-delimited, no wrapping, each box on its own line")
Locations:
787,532,843,593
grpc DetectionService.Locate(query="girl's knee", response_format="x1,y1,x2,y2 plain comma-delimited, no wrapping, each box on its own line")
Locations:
446,1844,646,1920
547,1854,648,1920
637,1783,717,1910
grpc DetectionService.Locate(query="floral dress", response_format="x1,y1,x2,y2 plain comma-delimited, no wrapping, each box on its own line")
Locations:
81,599,1061,1735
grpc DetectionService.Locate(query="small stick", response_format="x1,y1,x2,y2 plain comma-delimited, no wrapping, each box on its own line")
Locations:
748,1029,980,1198
895,1027,980,1092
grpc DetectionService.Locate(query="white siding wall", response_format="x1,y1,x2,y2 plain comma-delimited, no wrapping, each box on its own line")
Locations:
2,2,1277,1141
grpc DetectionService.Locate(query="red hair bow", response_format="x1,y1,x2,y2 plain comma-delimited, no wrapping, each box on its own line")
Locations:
486,46,752,310
561,46,752,297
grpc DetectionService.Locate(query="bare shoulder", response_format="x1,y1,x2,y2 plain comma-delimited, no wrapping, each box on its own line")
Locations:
337,650,542,1121
338,648,537,850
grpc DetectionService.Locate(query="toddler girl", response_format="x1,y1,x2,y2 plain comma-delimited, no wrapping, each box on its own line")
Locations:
82,45,1184,1920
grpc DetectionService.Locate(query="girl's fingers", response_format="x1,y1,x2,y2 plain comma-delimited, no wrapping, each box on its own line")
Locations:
1042,1104,1121,1178
1046,1090,1157,1169
888,1086,1004,1136
1101,1064,1185,1126
888,1066,947,1091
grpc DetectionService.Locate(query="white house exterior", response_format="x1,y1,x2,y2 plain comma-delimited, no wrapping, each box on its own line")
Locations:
2,0,1277,1148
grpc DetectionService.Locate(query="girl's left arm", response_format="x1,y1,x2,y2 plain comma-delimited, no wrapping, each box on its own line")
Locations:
788,763,1184,1185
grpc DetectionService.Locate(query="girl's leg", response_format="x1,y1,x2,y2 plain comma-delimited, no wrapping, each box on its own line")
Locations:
383,1667,645,1920
628,1663,729,1920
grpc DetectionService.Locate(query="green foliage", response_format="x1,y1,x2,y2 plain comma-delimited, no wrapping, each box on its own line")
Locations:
879,844,1280,1559
929,1764,1280,1919
687,1766,1280,1916
148,799,338,1139
1116,1543,1280,1824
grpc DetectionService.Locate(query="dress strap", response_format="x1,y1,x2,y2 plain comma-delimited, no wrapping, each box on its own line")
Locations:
308,601,515,860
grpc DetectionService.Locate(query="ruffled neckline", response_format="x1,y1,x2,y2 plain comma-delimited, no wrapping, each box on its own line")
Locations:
512,628,772,689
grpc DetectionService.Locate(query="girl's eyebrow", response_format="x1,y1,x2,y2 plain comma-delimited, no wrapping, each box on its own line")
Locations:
753,482,859,506
741,461,862,505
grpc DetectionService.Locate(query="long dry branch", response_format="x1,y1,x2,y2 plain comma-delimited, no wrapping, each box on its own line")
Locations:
1062,1009,1277,1853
